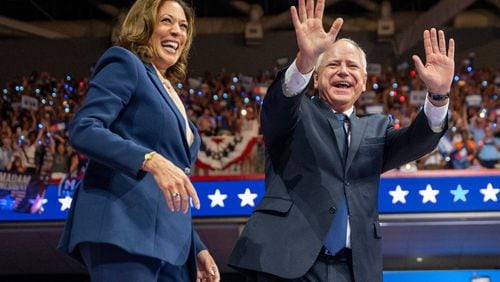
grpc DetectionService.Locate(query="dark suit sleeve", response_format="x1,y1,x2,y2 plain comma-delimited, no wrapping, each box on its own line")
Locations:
382,110,447,172
69,47,150,179
260,68,304,149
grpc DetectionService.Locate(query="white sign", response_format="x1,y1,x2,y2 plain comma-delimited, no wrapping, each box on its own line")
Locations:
494,74,500,85
275,57,289,66
21,95,38,110
238,74,254,92
438,136,454,154
410,90,427,106
396,61,409,71
367,63,382,76
465,94,482,107
359,91,376,106
365,104,384,114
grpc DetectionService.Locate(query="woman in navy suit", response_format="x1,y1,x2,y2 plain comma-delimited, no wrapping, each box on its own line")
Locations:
58,1,220,281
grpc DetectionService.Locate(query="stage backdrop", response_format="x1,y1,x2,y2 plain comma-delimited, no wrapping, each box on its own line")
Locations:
0,170,499,221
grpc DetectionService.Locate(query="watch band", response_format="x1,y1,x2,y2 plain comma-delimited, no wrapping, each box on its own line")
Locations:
428,92,449,101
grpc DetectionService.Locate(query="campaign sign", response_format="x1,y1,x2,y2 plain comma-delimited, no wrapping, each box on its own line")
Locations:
0,171,45,214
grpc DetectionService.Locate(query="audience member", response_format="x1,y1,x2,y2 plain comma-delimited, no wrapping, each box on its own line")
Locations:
1,54,499,175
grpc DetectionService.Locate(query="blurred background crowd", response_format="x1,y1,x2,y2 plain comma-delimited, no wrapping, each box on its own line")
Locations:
0,53,499,181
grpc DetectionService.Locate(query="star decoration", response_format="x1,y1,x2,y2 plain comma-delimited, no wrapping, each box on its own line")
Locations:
389,185,409,204
0,194,16,211
29,196,48,213
238,188,258,207
480,183,500,202
208,189,228,208
419,184,439,204
58,196,73,211
450,184,469,202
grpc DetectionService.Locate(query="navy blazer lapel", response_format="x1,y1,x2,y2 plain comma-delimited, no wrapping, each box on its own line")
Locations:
145,64,192,158
313,97,347,169
327,117,347,168
345,113,367,171
189,119,200,161
316,95,367,174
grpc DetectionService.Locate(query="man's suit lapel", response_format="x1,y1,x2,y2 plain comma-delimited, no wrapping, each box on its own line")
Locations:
145,64,192,158
313,97,367,174
345,114,367,171
327,118,347,167
312,97,346,170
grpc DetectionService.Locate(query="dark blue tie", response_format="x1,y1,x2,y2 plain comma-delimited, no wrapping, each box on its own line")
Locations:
324,113,349,255
334,113,348,163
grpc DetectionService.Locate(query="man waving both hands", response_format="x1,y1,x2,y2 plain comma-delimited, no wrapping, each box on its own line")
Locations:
229,0,455,281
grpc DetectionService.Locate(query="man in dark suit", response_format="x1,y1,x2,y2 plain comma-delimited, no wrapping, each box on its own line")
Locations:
229,0,455,281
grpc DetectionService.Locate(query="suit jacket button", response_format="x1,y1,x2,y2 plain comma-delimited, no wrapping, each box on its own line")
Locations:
329,207,336,214
184,167,191,175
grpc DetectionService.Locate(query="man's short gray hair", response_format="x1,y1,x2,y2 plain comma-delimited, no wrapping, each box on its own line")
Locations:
315,38,367,72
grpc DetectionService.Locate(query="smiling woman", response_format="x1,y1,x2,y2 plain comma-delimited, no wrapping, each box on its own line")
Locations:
117,0,195,84
56,1,220,281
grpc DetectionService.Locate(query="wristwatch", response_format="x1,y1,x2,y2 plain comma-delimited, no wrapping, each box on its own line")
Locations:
428,92,449,101
142,151,157,169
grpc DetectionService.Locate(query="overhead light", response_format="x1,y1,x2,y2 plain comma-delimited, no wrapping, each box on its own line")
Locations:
244,21,263,46
244,4,264,46
377,1,394,41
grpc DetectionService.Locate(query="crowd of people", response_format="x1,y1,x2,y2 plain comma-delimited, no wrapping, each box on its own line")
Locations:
0,72,86,180
357,54,500,170
0,55,498,179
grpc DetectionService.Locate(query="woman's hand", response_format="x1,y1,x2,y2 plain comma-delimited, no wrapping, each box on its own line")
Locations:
196,250,220,282
291,0,343,73
143,153,200,213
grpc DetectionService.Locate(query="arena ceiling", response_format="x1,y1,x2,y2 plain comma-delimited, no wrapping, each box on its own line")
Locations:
0,0,498,55
0,0,498,22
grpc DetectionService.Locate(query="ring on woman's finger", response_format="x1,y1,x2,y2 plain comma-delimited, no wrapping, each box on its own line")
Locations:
172,192,180,197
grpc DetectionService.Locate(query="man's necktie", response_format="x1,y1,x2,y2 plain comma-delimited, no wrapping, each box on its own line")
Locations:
335,113,348,163
324,113,349,255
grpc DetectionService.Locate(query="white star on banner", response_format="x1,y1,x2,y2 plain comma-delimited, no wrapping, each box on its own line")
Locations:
238,188,258,207
450,184,469,202
29,196,48,213
480,183,500,202
208,189,228,208
419,184,439,204
389,185,409,204
58,196,73,211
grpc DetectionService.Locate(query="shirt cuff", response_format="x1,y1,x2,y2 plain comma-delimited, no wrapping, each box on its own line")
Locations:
423,95,449,133
283,59,314,97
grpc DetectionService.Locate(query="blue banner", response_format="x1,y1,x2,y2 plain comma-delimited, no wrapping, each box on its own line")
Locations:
380,174,500,213
383,269,499,282
1,172,499,221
